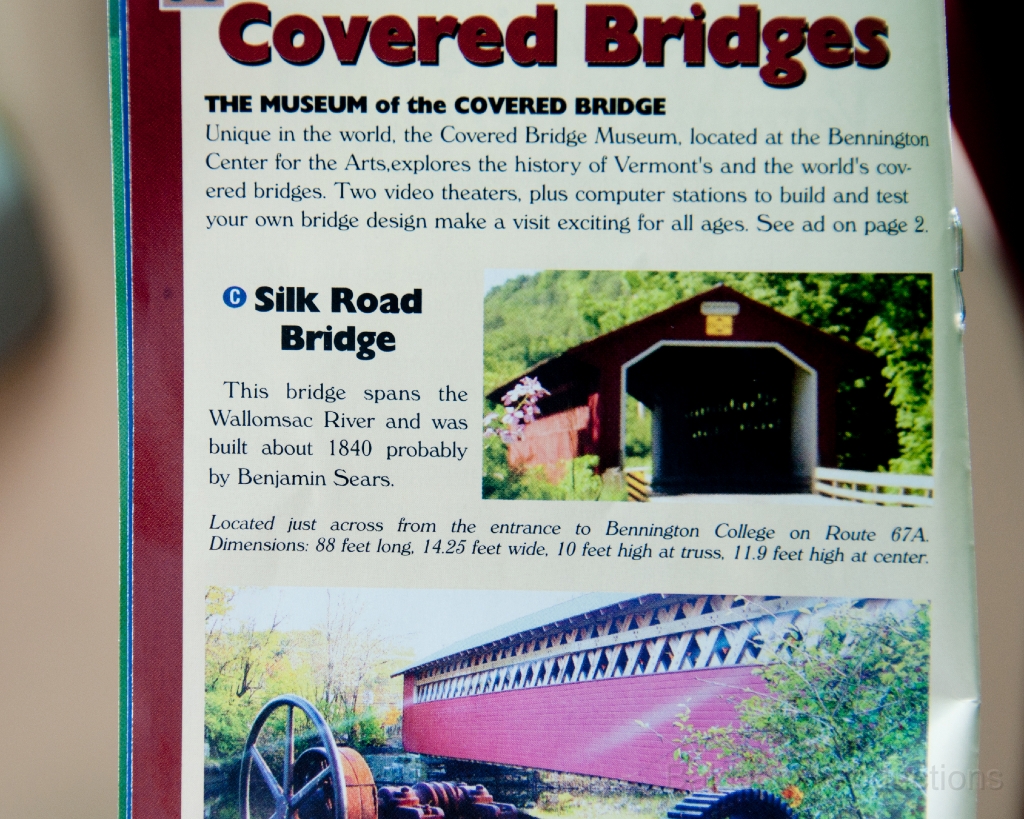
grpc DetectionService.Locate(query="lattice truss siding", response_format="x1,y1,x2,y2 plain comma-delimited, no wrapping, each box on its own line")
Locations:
412,594,895,704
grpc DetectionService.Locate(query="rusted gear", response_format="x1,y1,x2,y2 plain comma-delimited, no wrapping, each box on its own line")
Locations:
668,789,796,819
378,786,445,819
292,747,378,819
292,749,335,819
240,696,518,819
239,695,348,819
411,782,517,819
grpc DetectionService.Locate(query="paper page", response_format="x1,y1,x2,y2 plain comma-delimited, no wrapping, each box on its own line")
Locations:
110,2,978,817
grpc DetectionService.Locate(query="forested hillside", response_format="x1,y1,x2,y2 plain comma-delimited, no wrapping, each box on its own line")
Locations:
205,588,410,762
483,271,932,474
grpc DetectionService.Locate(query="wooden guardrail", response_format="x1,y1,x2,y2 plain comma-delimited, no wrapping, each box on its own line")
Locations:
814,467,934,506
623,466,933,505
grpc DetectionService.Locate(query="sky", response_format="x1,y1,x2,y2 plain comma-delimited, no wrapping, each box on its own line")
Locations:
222,586,582,663
484,268,539,293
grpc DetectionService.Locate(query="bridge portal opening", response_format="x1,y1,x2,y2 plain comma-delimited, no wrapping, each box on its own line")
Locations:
625,344,817,495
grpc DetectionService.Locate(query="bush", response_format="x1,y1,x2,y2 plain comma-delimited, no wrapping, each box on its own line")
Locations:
336,710,389,751
673,604,930,819
482,439,623,501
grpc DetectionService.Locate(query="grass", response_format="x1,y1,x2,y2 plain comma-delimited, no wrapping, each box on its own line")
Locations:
527,791,681,819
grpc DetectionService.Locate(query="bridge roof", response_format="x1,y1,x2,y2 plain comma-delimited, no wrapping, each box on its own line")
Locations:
396,592,648,674
487,284,881,402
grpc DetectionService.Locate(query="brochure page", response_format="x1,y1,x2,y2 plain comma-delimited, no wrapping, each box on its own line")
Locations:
109,1,978,817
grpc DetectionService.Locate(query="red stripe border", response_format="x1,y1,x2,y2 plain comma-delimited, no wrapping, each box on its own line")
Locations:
126,2,184,816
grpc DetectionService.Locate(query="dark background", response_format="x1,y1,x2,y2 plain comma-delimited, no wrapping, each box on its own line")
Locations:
947,0,1024,292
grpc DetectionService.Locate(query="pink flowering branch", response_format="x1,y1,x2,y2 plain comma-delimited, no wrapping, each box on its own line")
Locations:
484,377,550,444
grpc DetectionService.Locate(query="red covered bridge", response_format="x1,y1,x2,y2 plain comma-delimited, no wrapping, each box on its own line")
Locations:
487,285,886,495
399,593,900,788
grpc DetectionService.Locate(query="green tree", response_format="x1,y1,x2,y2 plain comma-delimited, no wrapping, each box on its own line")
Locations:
298,592,399,729
624,395,652,466
205,588,411,759
672,604,930,819
205,587,304,759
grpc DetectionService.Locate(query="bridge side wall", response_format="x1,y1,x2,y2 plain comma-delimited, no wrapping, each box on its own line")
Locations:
505,401,598,479
401,666,766,789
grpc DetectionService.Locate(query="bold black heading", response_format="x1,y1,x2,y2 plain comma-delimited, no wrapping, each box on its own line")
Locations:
253,286,422,360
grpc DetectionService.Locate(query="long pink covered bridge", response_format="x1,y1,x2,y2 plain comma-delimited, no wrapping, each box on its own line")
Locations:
398,593,891,789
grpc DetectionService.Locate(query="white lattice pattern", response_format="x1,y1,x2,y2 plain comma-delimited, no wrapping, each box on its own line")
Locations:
411,594,895,703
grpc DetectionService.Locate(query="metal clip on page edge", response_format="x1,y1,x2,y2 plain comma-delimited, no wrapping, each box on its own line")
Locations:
951,207,965,331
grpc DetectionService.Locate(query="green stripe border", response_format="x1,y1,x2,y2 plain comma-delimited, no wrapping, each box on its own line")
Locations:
106,1,130,818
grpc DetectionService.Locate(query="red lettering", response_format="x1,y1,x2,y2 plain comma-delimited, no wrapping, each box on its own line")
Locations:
418,16,461,65
807,17,853,67
642,17,684,66
219,2,271,66
322,16,370,64
272,15,324,65
506,5,558,66
854,17,889,68
760,17,807,88
683,4,706,66
215,2,881,84
369,15,416,65
585,5,641,65
458,16,504,65
707,5,759,67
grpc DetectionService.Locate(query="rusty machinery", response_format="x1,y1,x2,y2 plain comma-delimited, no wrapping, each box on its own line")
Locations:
240,695,517,819
239,696,795,819
667,790,795,819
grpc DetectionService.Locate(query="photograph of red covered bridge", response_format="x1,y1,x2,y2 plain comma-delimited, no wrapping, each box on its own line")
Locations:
399,592,923,792
483,272,935,505
206,587,929,819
